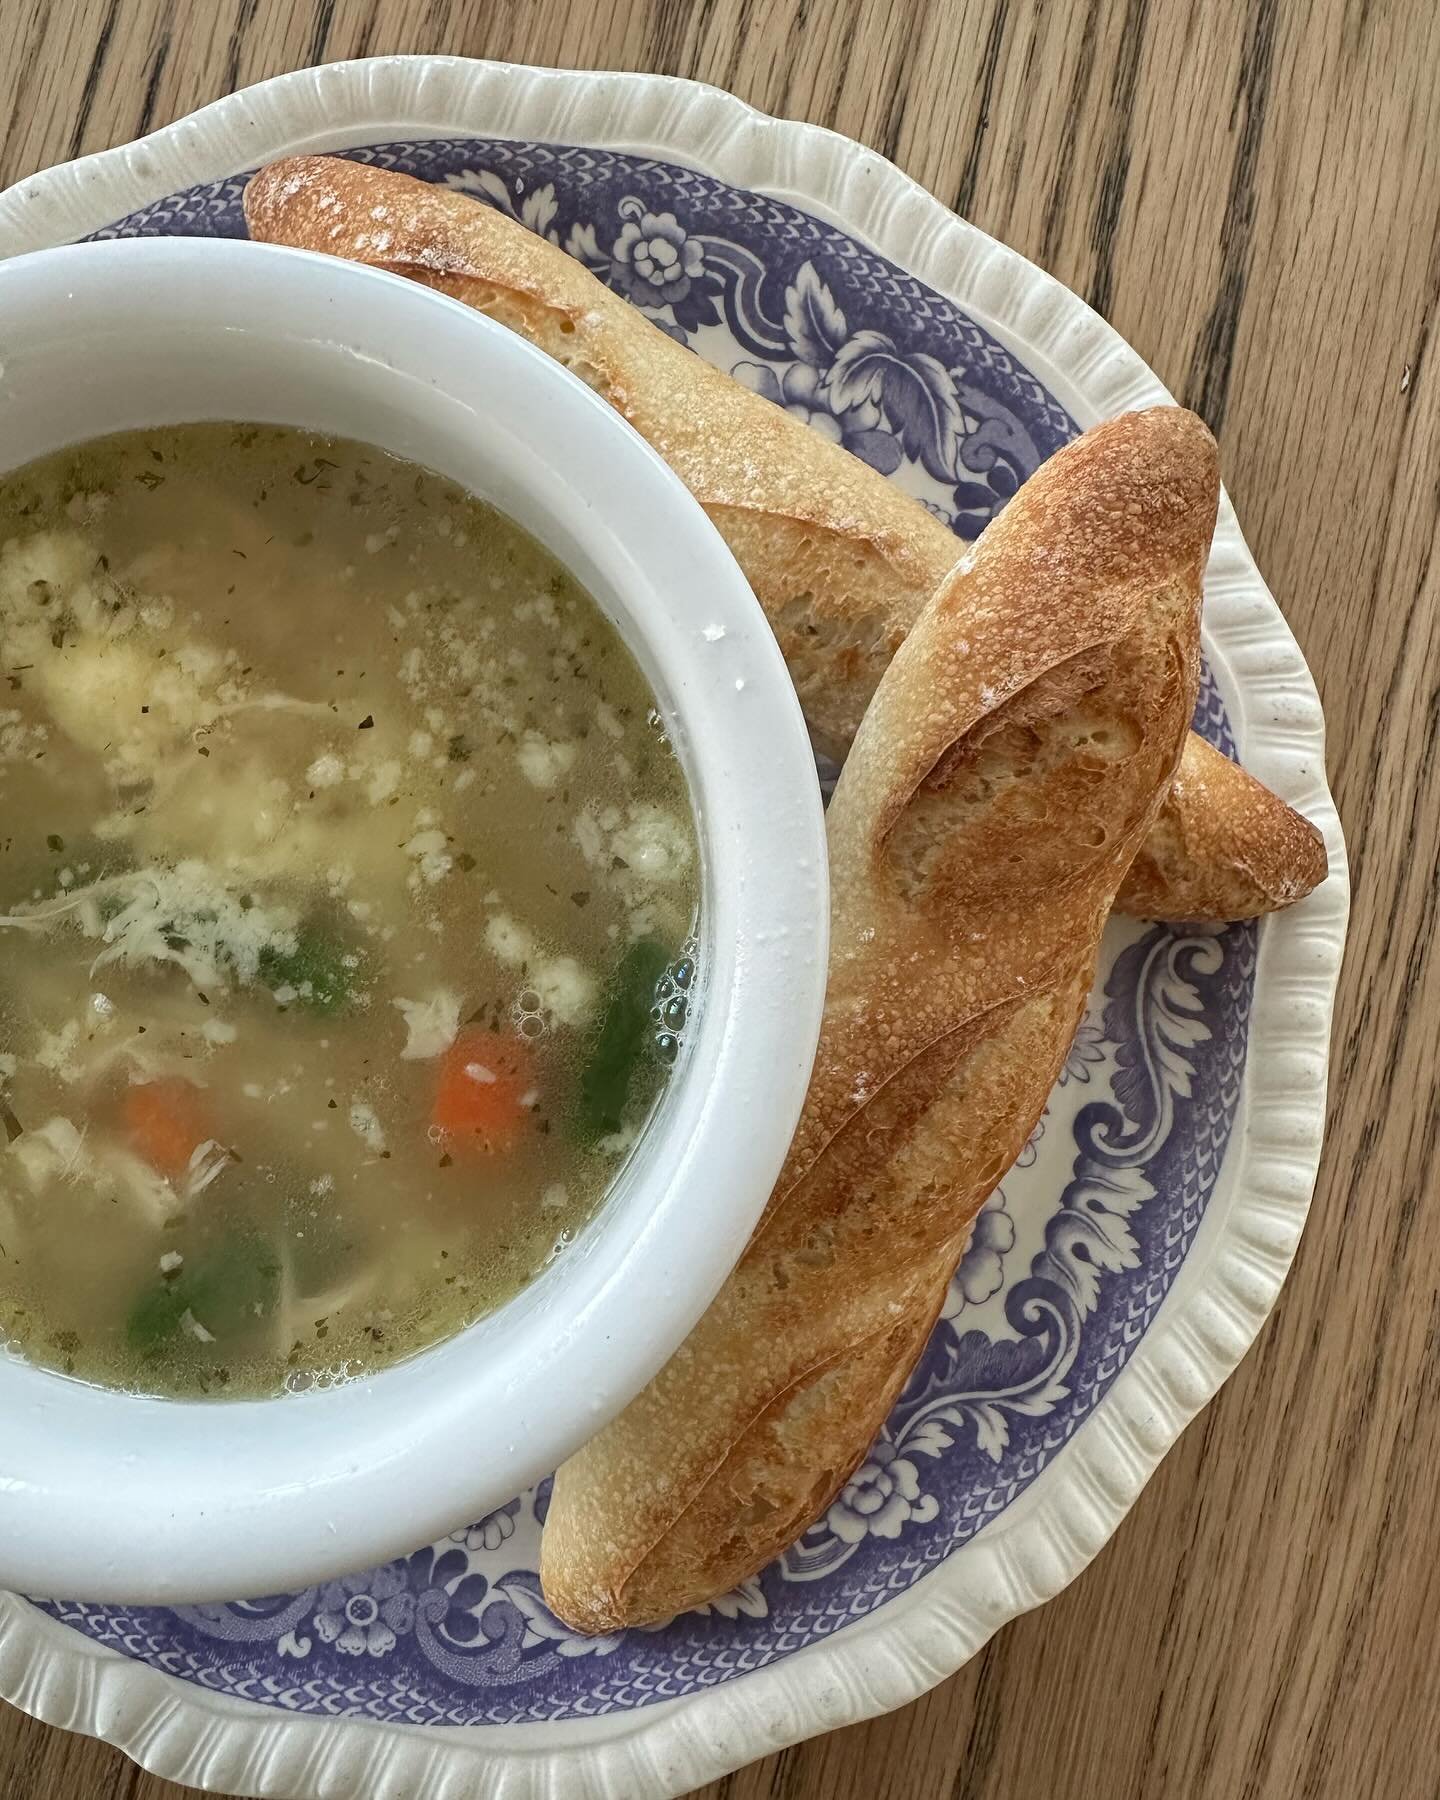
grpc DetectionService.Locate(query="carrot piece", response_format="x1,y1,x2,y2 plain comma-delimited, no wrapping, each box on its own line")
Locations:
432,1031,535,1155
125,1078,209,1178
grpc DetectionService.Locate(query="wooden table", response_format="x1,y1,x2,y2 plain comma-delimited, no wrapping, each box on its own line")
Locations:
1,2,1436,1796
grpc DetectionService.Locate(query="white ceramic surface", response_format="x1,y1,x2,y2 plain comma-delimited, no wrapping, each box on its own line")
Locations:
0,57,1347,1800
0,234,828,1604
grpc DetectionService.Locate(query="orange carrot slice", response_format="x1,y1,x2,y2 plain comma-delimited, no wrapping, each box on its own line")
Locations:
125,1078,210,1178
432,1031,536,1155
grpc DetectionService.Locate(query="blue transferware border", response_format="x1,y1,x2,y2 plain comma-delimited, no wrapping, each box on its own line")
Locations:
34,138,1253,1727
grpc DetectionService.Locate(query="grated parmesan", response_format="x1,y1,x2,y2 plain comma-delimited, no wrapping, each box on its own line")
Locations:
517,733,577,790
348,1099,388,1153
393,990,462,1060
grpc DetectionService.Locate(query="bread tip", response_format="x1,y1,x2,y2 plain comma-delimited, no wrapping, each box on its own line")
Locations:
242,155,339,230
540,1575,632,1637
1085,405,1218,476
1281,804,1330,899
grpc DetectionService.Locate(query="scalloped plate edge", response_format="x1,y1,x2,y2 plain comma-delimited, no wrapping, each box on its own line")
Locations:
0,55,1348,1800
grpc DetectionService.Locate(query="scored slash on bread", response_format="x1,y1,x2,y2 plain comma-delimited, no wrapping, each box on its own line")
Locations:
538,408,1217,1630
243,157,1327,925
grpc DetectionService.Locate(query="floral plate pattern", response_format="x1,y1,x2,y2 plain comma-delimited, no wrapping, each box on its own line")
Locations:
0,58,1346,1800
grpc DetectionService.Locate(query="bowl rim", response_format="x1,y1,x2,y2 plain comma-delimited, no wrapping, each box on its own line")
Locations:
0,231,829,1603
0,54,1348,1800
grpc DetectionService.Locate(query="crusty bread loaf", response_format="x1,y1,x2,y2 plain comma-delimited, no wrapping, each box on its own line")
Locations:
538,408,1216,1631
243,158,1324,923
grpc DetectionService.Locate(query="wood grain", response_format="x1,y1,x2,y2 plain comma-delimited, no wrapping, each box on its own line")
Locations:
0,2,1436,1796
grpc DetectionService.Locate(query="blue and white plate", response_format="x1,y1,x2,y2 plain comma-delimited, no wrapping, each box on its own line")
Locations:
0,58,1347,1800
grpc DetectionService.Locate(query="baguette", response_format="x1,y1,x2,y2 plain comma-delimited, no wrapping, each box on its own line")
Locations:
243,158,1325,923
539,407,1216,1631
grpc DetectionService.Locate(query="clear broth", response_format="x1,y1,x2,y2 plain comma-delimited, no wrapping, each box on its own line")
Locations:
0,424,699,1396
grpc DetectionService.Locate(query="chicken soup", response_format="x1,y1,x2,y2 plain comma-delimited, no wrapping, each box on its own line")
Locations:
0,424,699,1397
